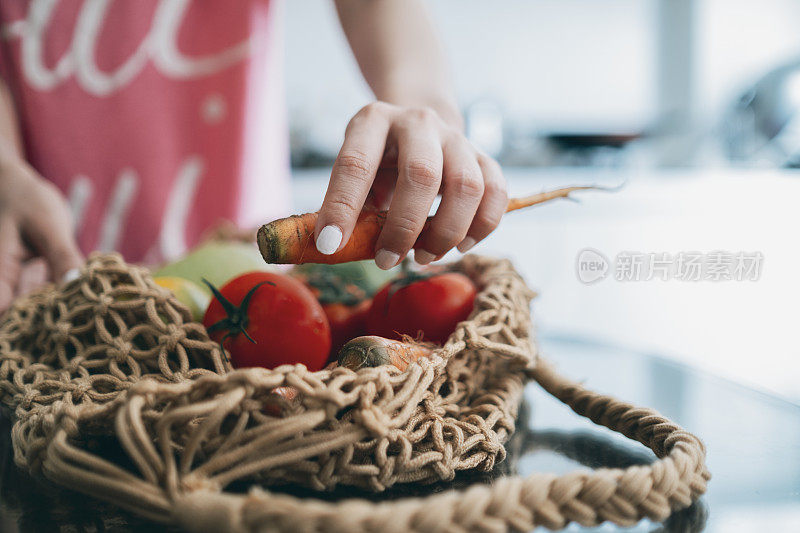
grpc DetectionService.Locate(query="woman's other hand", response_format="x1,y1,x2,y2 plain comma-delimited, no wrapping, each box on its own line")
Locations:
0,158,83,311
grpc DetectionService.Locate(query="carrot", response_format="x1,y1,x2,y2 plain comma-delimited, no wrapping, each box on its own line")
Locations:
258,210,384,265
338,335,433,371
258,185,605,265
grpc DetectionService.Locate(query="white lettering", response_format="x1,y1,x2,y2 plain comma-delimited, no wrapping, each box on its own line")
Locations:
72,0,151,96
97,168,138,252
158,155,203,261
67,174,93,229
5,0,252,96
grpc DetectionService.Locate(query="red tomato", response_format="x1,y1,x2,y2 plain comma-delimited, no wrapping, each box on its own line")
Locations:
324,299,371,359
294,270,372,360
202,271,331,370
367,272,477,344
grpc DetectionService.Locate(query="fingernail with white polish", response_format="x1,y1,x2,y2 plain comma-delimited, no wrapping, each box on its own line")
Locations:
316,225,343,255
62,268,80,284
375,249,400,270
457,237,477,253
414,249,436,265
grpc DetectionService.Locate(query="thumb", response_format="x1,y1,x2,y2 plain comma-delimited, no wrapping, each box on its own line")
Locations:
24,209,84,282
0,216,25,312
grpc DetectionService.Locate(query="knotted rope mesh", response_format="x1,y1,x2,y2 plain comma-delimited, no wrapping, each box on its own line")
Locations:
0,252,708,532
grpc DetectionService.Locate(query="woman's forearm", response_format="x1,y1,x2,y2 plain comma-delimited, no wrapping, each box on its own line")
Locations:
334,0,463,130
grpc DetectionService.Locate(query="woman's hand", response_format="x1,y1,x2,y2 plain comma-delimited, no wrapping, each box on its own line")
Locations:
0,159,83,311
315,102,508,270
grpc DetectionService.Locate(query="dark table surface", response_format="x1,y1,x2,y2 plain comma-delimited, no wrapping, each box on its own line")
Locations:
1,335,798,532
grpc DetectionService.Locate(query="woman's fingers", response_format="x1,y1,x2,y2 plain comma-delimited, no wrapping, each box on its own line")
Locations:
0,216,24,311
16,257,48,297
27,221,83,282
316,103,393,255
374,113,443,269
414,137,483,264
328,103,509,268
458,154,508,252
364,167,397,211
23,183,84,281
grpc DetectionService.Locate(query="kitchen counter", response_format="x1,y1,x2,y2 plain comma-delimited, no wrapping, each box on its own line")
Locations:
1,335,798,532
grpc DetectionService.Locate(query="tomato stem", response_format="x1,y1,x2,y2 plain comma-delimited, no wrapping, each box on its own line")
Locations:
202,279,275,362
302,270,366,306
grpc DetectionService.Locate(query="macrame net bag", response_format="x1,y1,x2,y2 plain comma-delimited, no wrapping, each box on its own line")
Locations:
0,252,709,532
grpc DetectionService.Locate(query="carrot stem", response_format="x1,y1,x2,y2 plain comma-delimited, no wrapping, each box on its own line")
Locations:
505,185,597,212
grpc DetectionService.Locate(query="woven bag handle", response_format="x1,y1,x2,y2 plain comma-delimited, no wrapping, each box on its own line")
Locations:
169,359,709,533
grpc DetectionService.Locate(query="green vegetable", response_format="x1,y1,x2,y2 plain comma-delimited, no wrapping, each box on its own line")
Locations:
294,260,396,296
154,241,276,295
153,277,211,321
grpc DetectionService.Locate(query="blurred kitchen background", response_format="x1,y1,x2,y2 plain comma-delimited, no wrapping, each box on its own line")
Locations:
281,0,800,400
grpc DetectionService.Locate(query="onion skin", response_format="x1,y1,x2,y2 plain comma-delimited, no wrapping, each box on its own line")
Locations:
338,335,432,371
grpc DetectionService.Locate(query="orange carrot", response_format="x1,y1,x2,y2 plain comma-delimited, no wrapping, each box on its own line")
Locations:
338,335,433,371
258,185,604,264
258,210,385,265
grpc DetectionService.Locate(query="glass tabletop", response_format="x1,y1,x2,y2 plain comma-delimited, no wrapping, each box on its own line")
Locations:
1,335,798,532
